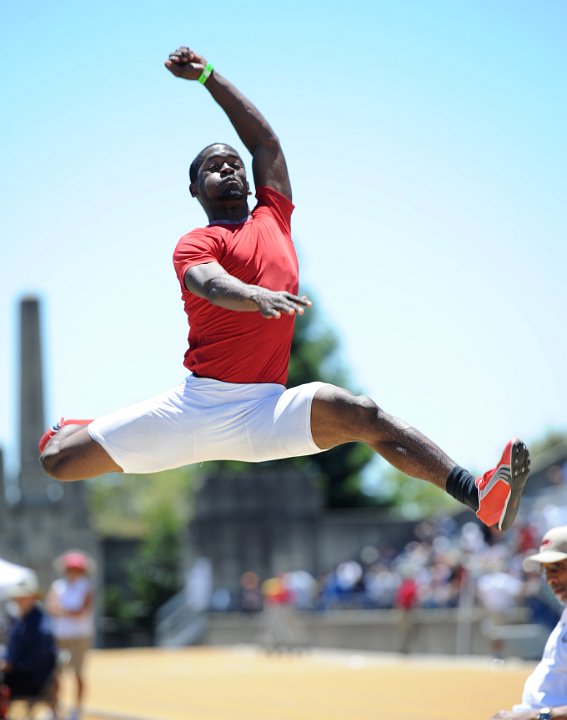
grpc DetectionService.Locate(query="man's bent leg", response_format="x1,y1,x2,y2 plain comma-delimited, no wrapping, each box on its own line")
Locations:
40,424,122,481
310,385,454,489
310,385,530,530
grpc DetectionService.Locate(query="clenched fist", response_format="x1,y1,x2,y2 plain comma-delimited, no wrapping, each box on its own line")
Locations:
164,46,209,81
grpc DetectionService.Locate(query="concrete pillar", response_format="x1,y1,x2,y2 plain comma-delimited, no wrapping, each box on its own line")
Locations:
0,446,8,553
15,296,57,585
13,296,99,591
18,296,45,496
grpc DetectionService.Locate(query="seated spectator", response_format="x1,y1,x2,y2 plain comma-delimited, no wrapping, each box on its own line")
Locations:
490,525,567,719
0,571,58,718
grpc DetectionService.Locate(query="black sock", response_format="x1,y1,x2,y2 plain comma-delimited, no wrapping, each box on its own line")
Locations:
445,465,479,511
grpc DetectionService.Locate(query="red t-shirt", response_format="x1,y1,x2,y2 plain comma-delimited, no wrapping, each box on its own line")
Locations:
173,186,298,384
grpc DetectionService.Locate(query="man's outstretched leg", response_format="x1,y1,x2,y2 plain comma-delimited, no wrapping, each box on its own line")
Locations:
310,385,530,532
39,419,122,481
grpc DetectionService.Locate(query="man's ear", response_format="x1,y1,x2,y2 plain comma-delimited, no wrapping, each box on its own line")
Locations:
247,182,251,197
189,182,198,198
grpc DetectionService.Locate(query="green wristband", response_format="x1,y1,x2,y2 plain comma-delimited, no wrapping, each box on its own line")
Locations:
198,63,214,85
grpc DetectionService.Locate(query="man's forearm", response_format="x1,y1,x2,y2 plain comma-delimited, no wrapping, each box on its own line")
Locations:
186,267,310,320
204,71,280,155
201,273,263,313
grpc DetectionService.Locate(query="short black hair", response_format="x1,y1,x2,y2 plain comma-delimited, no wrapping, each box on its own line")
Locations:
189,143,241,183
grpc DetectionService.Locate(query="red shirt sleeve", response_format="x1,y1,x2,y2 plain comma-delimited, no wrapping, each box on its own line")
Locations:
173,228,224,288
173,186,294,289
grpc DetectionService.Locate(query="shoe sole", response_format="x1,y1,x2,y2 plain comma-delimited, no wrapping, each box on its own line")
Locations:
498,440,531,532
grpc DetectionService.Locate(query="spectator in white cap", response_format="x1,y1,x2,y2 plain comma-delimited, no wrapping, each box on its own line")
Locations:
490,526,567,720
0,571,58,716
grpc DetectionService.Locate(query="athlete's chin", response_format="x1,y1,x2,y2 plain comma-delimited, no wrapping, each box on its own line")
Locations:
218,188,245,201
552,588,567,603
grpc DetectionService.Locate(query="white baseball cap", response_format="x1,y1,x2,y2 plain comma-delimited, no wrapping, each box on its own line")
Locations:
6,571,40,599
525,526,567,567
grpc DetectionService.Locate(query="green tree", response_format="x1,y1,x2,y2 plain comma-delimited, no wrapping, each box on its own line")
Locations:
87,467,193,536
89,468,192,638
125,497,183,635
529,430,567,458
372,461,457,519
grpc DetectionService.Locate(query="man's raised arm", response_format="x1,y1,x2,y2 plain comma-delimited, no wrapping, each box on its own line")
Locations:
165,46,291,200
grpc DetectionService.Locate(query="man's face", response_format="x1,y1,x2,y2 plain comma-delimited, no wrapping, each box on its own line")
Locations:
193,145,248,203
543,559,567,602
12,596,37,616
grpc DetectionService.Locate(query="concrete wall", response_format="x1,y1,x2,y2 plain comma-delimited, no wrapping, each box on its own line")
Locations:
317,510,420,571
203,608,548,660
186,469,423,597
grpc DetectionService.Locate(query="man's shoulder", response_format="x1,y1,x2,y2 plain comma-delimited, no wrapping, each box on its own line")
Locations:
174,225,226,259
178,223,222,241
178,223,227,244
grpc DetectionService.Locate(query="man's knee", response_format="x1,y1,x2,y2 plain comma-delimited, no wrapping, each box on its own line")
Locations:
311,385,381,447
40,447,74,481
39,425,121,481
349,393,381,425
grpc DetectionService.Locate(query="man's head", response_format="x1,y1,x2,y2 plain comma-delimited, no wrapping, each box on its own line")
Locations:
525,526,567,603
6,571,40,615
189,143,250,215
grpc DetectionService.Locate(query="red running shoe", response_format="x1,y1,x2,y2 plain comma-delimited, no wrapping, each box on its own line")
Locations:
38,418,92,454
476,439,531,531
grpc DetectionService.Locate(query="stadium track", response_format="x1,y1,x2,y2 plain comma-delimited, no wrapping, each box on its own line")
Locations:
47,646,538,720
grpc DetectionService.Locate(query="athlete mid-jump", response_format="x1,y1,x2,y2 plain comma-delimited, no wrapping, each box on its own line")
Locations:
39,45,530,532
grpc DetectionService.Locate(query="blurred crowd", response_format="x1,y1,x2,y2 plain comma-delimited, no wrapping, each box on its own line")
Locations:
211,504,565,634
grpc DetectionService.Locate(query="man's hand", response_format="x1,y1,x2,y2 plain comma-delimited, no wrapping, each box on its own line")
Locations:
165,43,292,199
164,46,208,81
250,289,312,319
490,711,537,719
185,262,311,318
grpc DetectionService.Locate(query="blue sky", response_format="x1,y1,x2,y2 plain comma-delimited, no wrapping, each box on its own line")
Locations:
1,0,565,483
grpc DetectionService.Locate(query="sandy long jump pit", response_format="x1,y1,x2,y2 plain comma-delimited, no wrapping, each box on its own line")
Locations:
55,646,534,720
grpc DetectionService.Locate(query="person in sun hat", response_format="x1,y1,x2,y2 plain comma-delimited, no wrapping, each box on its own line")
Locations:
46,552,95,720
0,571,58,717
490,526,567,720
38,45,530,536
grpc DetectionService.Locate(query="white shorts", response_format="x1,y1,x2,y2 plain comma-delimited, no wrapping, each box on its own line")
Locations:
88,375,326,474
